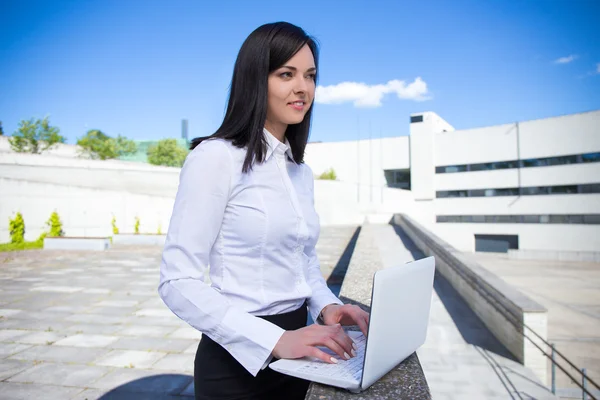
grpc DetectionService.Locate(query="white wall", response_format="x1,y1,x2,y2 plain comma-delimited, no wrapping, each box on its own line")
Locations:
435,163,600,191
435,110,600,167
434,223,600,253
304,136,409,190
408,111,455,200
0,136,87,159
0,178,174,242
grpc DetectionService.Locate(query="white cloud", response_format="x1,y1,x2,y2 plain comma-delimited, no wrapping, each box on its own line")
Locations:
554,55,578,64
315,77,430,108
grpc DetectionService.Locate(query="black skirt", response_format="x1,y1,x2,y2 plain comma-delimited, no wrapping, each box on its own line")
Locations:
194,302,310,400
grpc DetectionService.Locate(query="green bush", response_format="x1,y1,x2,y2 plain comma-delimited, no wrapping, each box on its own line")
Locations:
111,216,119,235
0,241,43,252
318,168,337,180
9,212,25,244
134,216,140,234
157,223,162,235
147,139,189,167
46,211,64,237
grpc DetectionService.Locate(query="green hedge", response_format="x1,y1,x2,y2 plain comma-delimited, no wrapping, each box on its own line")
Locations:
0,241,43,252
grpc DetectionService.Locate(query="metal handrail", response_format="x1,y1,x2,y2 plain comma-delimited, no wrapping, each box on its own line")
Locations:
398,215,599,399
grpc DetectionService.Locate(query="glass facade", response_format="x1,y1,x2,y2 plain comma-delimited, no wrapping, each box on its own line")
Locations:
437,214,600,224
384,169,411,189
437,183,600,198
436,152,600,174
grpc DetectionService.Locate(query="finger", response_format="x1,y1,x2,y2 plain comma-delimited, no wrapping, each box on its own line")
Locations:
308,346,339,364
324,337,350,360
331,325,356,357
357,314,369,337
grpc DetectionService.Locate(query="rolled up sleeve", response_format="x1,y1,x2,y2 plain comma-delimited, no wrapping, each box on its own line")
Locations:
158,139,284,377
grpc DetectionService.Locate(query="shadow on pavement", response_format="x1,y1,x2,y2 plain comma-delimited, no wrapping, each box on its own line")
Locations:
390,223,516,361
96,373,193,399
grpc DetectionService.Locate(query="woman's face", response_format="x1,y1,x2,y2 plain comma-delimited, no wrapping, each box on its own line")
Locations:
266,44,316,135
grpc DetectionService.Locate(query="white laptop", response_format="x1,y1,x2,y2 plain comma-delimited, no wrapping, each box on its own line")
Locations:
269,256,435,393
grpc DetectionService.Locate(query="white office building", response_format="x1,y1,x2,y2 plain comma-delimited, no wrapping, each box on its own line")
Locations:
304,110,600,258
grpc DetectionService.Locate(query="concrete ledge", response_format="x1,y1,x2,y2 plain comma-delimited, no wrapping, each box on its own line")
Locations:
508,249,600,262
392,214,549,384
306,224,431,399
112,234,166,246
43,237,110,251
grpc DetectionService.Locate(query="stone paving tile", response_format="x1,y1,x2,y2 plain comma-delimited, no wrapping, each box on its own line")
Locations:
53,334,120,348
0,319,72,331
7,362,111,387
88,368,192,394
167,327,203,340
0,329,30,342
0,359,33,380
12,331,68,345
150,353,195,373
64,313,126,325
5,310,70,321
42,305,90,313
0,309,22,317
29,285,84,293
0,343,33,358
85,306,139,316
94,350,167,369
9,345,110,364
95,300,140,307
121,316,182,327
0,382,83,399
134,308,173,318
109,337,196,353
183,343,197,355
116,326,176,338
64,324,124,335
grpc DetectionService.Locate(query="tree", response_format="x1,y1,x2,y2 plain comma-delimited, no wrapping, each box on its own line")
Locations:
9,212,25,244
147,139,189,167
77,129,137,160
9,117,66,153
0,121,4,136
46,211,65,237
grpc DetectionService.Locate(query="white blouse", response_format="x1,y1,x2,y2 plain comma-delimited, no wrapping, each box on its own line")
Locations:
158,129,342,377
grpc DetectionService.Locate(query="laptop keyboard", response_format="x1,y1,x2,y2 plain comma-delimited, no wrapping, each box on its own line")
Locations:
296,333,366,381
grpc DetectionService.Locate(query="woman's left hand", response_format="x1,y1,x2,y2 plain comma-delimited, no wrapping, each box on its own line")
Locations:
320,304,370,337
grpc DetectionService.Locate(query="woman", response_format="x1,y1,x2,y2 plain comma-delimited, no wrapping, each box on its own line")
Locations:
158,21,370,400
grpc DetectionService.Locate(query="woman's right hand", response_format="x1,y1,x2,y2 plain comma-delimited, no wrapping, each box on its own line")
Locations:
272,323,357,364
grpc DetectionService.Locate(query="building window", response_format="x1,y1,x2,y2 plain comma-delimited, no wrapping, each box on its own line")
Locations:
436,151,600,174
581,152,600,163
410,115,423,123
436,183,600,198
384,169,411,189
436,214,600,225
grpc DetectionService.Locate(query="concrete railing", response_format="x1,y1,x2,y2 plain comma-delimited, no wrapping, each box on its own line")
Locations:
392,214,549,384
305,223,431,399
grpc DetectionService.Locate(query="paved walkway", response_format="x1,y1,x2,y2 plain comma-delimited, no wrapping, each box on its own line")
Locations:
370,224,558,400
0,226,357,400
464,252,600,399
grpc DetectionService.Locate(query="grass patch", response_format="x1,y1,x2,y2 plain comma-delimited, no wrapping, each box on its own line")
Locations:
0,241,43,252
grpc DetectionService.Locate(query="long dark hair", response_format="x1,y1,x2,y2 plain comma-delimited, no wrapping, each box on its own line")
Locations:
189,22,319,173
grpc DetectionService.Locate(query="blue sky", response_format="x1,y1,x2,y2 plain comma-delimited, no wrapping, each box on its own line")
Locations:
1,0,599,144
